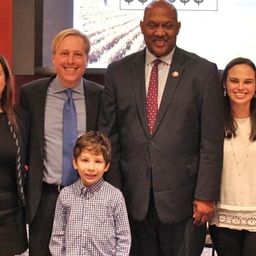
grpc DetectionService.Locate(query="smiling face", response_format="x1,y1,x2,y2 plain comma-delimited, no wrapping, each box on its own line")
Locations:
52,35,88,88
73,149,109,187
140,1,180,57
226,64,256,112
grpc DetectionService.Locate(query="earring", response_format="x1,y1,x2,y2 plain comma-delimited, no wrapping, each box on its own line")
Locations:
224,88,227,97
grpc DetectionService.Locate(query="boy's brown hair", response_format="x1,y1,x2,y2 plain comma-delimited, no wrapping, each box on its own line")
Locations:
73,131,111,165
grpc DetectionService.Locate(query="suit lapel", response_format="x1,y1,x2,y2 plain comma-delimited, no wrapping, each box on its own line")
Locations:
153,48,185,135
127,48,186,137
130,50,151,136
35,77,53,158
84,80,93,131
83,79,99,131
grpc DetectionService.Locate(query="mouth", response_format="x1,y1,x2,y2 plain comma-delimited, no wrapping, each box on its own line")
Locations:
154,40,166,47
85,174,96,179
234,92,247,98
64,67,77,71
235,92,247,96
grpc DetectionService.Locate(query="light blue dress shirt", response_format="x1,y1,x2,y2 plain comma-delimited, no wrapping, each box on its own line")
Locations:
44,77,86,185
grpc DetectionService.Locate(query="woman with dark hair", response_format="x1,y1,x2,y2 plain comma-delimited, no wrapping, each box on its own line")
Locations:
0,54,29,255
210,57,256,256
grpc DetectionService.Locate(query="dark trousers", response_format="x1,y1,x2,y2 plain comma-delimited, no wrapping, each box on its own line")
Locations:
210,224,256,256
29,183,60,256
130,192,206,256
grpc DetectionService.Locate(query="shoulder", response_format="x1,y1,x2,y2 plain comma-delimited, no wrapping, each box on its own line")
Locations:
83,78,103,92
57,185,75,201
20,76,55,91
175,47,217,69
102,181,124,199
14,105,30,127
107,49,145,70
60,184,74,195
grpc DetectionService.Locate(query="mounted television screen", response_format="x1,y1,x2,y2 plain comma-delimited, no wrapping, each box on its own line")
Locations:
38,0,255,73
71,0,256,70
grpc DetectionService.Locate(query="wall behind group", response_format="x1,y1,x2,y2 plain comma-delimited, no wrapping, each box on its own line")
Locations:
0,0,104,103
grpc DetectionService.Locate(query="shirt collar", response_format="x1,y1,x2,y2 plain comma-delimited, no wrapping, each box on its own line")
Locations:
74,178,104,198
51,76,84,94
145,46,175,66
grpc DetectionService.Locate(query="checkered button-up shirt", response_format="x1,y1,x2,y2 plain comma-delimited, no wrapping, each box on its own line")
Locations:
50,178,131,256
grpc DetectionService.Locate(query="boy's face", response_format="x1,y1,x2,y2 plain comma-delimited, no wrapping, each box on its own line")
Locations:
73,149,109,187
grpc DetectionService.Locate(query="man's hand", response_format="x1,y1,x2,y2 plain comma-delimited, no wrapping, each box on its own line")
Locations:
193,199,215,226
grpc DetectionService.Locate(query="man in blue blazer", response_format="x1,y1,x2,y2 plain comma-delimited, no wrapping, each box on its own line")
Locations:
19,28,103,256
99,1,224,255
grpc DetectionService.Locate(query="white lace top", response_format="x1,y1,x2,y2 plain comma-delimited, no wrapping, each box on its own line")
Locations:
211,117,256,231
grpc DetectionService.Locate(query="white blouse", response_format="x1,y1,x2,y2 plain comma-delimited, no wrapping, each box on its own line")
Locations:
211,117,256,231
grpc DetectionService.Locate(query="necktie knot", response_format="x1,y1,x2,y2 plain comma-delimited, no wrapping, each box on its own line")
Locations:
153,59,161,66
65,89,73,107
66,89,72,98
65,89,75,109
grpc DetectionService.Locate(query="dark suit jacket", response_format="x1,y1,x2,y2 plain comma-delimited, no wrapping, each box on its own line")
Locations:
99,47,224,224
19,76,103,223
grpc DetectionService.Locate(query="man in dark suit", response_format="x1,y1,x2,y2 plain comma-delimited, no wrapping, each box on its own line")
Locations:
99,1,224,255
19,28,103,256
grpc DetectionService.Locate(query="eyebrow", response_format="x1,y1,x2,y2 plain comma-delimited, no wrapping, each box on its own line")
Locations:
229,77,254,81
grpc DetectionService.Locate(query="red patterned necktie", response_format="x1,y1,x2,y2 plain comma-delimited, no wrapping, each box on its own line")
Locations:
146,59,161,134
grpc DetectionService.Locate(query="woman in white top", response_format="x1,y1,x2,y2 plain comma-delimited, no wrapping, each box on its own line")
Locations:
210,57,256,256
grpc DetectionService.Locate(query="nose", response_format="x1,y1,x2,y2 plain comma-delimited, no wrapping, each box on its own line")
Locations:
67,54,75,64
87,161,95,171
237,82,244,90
155,25,165,37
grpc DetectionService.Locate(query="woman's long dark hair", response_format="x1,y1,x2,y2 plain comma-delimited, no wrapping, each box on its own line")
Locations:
0,54,18,131
222,57,256,141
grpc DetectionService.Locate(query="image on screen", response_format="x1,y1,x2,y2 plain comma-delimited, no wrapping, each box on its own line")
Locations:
73,0,256,70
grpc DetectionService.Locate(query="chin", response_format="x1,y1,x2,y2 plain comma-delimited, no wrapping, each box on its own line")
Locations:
152,49,168,57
